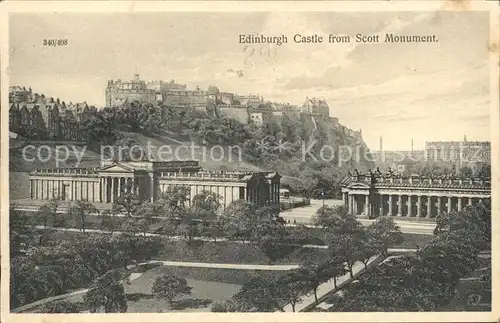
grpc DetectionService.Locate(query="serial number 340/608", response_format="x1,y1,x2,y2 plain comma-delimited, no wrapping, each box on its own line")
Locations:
43,39,68,46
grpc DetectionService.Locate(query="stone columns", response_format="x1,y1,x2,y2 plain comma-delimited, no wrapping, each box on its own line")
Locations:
407,195,413,217
379,195,384,216
457,197,462,211
364,195,369,216
427,196,432,218
150,173,155,202
388,195,393,216
348,194,353,214
468,197,473,206
117,178,121,199
447,197,452,214
437,196,442,216
111,177,115,203
101,178,105,203
417,195,422,217
397,195,403,216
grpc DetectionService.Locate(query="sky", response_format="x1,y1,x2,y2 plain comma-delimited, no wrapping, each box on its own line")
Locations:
8,11,491,150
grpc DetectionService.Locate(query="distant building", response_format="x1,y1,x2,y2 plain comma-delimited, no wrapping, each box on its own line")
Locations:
9,86,31,103
28,160,281,210
425,136,491,165
301,97,330,117
9,88,87,141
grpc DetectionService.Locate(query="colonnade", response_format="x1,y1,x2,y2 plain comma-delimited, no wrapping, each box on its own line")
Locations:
100,176,139,203
342,192,484,218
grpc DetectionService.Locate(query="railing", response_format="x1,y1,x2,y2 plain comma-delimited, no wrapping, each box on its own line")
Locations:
350,174,490,188
31,168,99,175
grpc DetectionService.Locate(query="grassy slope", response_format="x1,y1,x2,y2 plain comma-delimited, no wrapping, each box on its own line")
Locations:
9,121,374,201
125,131,264,172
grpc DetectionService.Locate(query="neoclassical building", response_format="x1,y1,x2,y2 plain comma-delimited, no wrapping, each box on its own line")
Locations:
28,160,281,209
340,169,491,218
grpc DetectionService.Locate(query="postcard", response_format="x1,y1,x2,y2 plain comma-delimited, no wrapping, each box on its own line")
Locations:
1,1,498,322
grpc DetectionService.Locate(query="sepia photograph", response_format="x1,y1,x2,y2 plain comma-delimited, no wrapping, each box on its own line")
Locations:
1,1,498,322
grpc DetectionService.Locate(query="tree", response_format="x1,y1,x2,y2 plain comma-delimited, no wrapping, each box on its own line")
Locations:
323,256,348,289
38,300,79,313
328,232,363,278
159,186,191,220
121,217,142,237
253,215,292,264
434,199,491,250
292,260,331,303
152,274,192,306
232,276,283,312
211,299,249,312
36,198,60,229
10,208,35,255
276,273,310,312
190,190,221,222
184,190,221,239
69,200,98,234
366,216,403,257
99,210,119,234
289,223,312,246
112,184,142,217
84,270,128,313
222,200,258,242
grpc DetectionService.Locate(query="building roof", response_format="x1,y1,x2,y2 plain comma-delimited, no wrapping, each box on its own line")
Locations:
341,170,491,190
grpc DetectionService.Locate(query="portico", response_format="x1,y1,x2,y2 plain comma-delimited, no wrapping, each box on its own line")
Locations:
341,171,490,218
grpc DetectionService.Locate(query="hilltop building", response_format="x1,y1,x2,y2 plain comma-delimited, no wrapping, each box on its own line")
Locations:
301,97,330,117
105,74,156,107
28,160,281,210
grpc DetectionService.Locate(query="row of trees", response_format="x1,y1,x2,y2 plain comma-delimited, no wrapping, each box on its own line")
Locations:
322,200,491,311
212,205,404,312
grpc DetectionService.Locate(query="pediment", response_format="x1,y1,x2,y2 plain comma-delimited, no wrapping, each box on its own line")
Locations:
347,182,371,190
99,163,134,173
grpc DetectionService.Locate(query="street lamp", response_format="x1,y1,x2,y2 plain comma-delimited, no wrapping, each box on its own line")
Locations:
321,190,325,207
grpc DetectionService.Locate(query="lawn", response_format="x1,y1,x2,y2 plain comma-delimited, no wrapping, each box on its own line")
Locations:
57,265,287,312
395,233,434,249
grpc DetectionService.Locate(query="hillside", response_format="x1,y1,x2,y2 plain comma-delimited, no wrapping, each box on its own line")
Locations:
9,109,375,199
125,131,265,172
